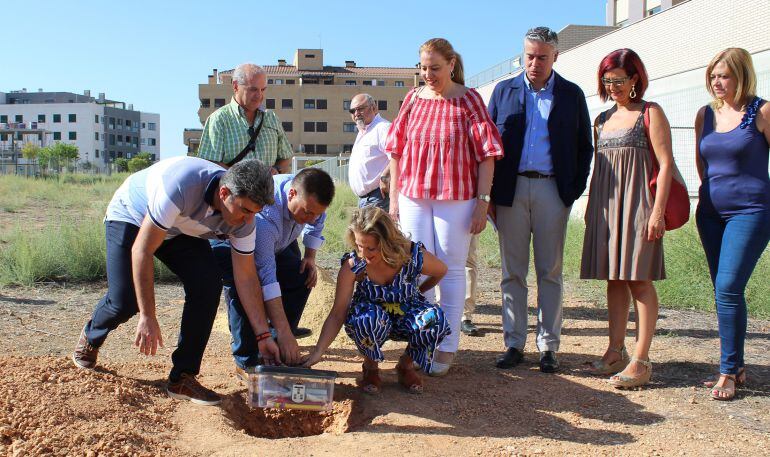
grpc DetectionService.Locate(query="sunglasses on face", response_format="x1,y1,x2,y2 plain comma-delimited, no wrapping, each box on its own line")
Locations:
601,77,630,87
348,105,369,114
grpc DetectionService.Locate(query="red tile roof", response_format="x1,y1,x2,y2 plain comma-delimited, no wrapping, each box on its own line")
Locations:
219,65,418,79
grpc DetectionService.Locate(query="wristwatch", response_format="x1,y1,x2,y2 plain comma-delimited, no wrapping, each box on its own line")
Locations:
477,193,491,203
379,174,390,182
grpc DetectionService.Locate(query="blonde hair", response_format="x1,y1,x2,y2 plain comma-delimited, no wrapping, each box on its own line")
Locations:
345,207,412,268
706,48,757,110
420,38,465,85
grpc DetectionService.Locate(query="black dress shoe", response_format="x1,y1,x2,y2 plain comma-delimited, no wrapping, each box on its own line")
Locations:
292,327,312,338
539,351,559,373
460,320,479,336
495,347,524,369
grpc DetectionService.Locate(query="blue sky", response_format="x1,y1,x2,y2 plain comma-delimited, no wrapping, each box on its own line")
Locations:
1,1,604,158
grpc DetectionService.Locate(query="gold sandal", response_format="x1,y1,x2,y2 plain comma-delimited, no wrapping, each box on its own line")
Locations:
608,357,652,389
710,374,737,401
704,367,745,388
590,346,629,375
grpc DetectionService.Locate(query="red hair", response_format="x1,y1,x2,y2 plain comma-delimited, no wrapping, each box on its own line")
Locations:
597,48,648,102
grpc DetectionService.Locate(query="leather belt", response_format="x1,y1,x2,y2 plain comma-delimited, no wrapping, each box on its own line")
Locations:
518,171,554,179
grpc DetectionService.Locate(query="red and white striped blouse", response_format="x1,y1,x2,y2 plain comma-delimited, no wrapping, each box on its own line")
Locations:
384,87,503,201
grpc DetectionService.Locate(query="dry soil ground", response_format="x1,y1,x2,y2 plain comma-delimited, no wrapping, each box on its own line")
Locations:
1,267,769,456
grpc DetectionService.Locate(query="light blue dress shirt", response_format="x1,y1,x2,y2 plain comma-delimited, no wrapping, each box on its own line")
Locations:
254,174,326,301
519,71,555,174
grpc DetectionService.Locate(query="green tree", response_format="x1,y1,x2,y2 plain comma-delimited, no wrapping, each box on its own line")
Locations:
21,143,40,161
115,157,129,172
127,152,153,172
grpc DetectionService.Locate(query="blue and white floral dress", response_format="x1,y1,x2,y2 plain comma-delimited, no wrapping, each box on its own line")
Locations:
342,241,450,372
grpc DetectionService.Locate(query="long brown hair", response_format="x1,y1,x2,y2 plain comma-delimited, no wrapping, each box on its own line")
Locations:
420,38,465,85
345,206,412,268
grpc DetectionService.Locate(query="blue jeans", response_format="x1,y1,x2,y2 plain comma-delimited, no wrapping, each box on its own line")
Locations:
358,187,389,211
696,209,770,375
85,221,223,381
211,239,310,369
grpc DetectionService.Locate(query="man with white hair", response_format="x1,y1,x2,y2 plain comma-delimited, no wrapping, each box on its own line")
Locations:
196,63,292,173
347,93,391,210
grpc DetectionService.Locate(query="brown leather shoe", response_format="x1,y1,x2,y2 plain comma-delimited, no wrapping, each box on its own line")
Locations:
167,373,222,406
72,326,99,369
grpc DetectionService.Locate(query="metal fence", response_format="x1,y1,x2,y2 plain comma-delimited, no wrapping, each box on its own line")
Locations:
291,155,350,183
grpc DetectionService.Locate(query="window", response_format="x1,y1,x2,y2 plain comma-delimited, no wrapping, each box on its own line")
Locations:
69,114,76,122
304,99,316,109
94,114,99,123
118,119,123,130
343,122,356,133
141,138,146,145
38,114,46,123
53,114,61,123
304,144,315,153
268,79,273,84
646,0,661,16
200,98,210,108
214,98,226,108
148,123,156,131
316,122,327,132
118,135,123,144
615,0,629,25
53,132,61,140
108,117,115,129
376,80,385,86
323,79,333,85
282,99,293,109
0,133,6,141
378,101,388,111
265,99,275,109
305,54,315,58
274,79,283,85
345,80,356,86
69,132,77,140
316,144,327,154
95,132,99,140
304,122,315,132
95,149,99,158
363,80,372,86
343,100,351,111
15,115,23,122
286,79,295,85
109,134,115,145
126,120,132,128
141,122,145,128
343,144,353,153
0,115,7,123
149,138,157,146
395,81,405,87
316,99,327,110
282,121,293,132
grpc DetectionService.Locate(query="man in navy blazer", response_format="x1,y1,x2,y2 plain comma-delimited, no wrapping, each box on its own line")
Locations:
488,27,593,373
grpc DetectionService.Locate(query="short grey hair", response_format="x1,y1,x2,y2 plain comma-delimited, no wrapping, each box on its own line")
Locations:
525,26,558,47
353,93,376,108
220,159,275,207
233,63,266,85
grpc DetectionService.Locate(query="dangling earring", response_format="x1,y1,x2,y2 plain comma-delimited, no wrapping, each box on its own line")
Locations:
629,85,637,99
450,70,455,79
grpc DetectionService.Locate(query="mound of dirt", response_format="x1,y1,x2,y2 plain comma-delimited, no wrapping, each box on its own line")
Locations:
0,357,178,456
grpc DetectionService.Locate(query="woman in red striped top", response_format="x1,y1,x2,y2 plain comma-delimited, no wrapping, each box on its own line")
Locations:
385,38,504,376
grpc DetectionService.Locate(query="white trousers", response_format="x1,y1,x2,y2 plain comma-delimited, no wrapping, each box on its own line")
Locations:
398,195,475,353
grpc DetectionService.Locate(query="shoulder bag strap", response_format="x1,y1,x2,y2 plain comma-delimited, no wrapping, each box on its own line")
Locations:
226,113,265,167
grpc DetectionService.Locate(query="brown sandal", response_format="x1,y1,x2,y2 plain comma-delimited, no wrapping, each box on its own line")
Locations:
396,358,423,394
704,367,745,388
359,363,381,394
710,374,737,401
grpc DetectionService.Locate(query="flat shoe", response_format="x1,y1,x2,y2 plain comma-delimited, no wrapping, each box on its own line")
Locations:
710,374,737,401
704,367,745,388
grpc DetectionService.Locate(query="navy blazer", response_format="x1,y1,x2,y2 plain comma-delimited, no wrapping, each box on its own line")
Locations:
489,71,593,207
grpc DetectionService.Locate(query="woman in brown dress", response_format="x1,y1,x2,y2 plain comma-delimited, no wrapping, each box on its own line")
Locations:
581,49,674,388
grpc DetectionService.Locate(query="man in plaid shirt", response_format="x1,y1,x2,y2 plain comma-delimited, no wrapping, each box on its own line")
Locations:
196,63,293,172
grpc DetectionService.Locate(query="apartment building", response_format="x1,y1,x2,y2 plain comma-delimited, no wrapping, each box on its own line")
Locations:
608,0,688,27
0,89,160,172
187,49,417,155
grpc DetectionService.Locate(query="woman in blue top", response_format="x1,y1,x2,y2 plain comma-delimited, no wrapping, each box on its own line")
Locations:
695,48,770,401
303,206,450,394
